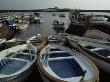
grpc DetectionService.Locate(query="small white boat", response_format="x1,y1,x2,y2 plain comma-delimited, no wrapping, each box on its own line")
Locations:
52,13,56,16
16,21,29,30
27,34,47,52
0,43,37,82
59,14,66,17
52,20,65,30
37,44,99,82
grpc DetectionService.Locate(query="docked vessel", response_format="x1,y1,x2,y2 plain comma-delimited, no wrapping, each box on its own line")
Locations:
0,43,37,82
27,34,47,52
67,36,110,73
59,14,66,17
37,43,99,82
52,20,65,33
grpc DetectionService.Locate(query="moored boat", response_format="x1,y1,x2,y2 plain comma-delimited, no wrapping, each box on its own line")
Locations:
52,20,65,31
0,43,37,82
82,46,110,73
37,43,99,82
16,20,29,30
67,36,110,73
27,34,47,52
59,14,66,17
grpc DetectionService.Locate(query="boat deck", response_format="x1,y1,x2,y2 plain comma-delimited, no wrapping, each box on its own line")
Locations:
49,58,83,78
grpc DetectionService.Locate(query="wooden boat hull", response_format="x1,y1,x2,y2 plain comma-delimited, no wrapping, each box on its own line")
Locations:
68,39,110,73
0,43,37,82
1,63,35,82
80,47,110,73
37,44,99,82
38,56,99,82
37,57,65,82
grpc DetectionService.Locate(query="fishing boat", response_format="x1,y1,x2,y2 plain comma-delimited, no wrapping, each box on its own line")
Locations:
27,34,47,52
67,36,110,73
16,20,29,30
52,13,56,16
59,14,66,17
52,20,65,27
0,43,37,82
37,44,99,82
52,20,65,31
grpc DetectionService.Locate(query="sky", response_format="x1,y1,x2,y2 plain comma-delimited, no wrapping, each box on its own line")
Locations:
0,0,110,10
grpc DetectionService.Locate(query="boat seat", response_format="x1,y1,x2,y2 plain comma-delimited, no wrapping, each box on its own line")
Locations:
49,52,71,58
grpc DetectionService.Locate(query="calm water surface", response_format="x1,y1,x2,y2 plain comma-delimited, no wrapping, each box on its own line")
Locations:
15,12,69,40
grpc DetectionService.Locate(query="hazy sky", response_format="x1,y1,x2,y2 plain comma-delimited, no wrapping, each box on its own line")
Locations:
0,0,110,10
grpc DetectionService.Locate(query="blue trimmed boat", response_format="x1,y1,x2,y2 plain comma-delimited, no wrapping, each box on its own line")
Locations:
67,36,110,74
37,44,99,82
0,43,37,82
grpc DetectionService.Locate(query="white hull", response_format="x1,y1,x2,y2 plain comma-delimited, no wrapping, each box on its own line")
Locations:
18,24,29,30
0,43,37,82
38,44,99,82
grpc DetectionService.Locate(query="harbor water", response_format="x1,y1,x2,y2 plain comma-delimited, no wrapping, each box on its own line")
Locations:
1,12,110,82
14,12,70,40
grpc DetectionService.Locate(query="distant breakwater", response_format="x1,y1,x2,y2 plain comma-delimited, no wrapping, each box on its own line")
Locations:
1,9,110,13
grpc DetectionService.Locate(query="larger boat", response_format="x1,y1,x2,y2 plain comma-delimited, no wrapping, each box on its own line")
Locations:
0,43,37,82
37,43,99,82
